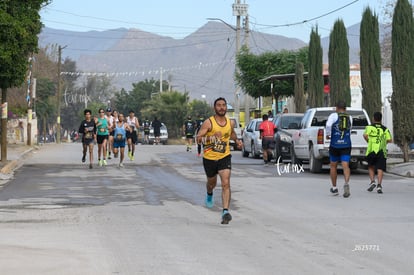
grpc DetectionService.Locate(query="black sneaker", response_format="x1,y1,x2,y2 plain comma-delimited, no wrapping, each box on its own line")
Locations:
367,182,376,192
377,185,383,194
89,164,93,169
82,155,86,163
330,187,339,196
221,210,232,224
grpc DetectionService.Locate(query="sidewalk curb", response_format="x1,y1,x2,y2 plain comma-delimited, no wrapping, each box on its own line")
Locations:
0,147,35,175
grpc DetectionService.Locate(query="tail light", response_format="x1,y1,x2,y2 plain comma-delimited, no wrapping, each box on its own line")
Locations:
317,129,324,144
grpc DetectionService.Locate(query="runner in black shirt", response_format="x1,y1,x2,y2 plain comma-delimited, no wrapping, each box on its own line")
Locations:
78,109,97,169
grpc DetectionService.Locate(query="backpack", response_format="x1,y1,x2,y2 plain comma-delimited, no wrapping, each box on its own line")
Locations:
338,113,351,137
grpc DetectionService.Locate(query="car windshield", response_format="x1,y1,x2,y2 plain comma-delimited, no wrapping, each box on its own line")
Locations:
311,110,369,129
280,116,303,129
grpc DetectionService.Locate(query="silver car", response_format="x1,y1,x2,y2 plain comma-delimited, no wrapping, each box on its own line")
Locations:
241,118,266,158
148,123,168,145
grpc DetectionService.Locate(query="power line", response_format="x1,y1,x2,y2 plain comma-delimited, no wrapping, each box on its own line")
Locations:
43,7,198,30
251,0,360,29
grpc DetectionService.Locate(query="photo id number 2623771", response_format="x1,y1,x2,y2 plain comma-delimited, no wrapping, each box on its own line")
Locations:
352,244,380,252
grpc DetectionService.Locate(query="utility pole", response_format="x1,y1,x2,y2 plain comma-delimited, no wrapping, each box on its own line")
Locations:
56,45,66,144
160,67,163,93
243,14,252,126
233,0,248,124
234,0,241,121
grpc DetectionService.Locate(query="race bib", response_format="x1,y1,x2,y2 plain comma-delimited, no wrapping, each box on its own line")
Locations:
116,134,123,141
85,132,92,139
99,128,105,132
212,141,226,153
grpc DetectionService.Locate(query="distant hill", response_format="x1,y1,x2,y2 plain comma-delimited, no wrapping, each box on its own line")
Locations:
39,22,386,103
39,22,307,102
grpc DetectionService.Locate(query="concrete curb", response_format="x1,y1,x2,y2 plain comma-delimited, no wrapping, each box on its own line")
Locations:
0,147,35,175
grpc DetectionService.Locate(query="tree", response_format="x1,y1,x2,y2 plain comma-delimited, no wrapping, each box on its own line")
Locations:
188,99,213,119
236,46,308,102
308,27,324,108
113,78,168,118
294,62,306,113
391,0,414,162
0,0,50,160
141,91,188,138
360,7,382,120
35,78,56,143
328,19,351,107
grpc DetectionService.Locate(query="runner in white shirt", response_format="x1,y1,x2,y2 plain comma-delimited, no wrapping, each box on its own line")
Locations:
126,110,140,160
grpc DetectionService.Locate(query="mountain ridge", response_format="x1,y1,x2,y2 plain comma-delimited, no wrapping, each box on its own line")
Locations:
39,22,372,103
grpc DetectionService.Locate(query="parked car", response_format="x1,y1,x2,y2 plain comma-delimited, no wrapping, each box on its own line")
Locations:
241,118,268,158
228,116,242,150
148,123,168,145
272,113,304,162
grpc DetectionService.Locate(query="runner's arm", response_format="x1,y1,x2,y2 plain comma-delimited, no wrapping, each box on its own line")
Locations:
196,119,211,144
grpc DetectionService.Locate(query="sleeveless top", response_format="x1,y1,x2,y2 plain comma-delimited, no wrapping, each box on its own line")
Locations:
114,122,126,141
203,116,231,160
127,116,137,130
97,117,109,135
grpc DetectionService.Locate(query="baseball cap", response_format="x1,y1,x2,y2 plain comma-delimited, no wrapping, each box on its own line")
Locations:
106,108,112,112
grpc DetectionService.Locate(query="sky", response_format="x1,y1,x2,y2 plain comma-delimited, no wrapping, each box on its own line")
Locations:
40,0,387,42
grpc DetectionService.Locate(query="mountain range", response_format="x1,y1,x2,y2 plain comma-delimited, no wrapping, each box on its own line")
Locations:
38,21,380,103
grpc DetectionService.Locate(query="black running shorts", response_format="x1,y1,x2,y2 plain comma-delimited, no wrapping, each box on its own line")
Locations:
366,151,387,171
262,137,275,150
97,135,108,144
203,155,232,178
126,131,137,144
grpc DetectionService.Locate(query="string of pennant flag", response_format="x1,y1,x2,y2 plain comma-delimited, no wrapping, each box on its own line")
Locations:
60,59,233,77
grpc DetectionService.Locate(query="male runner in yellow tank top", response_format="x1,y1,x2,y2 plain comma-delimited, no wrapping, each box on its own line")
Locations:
196,97,242,224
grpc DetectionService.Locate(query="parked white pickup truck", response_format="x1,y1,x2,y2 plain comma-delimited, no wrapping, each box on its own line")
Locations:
290,107,371,173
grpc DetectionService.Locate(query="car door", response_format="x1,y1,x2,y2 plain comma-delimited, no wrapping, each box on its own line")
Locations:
243,120,254,152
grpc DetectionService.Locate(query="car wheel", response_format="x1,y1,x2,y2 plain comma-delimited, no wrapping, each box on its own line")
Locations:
242,144,249,157
349,159,359,170
290,143,302,165
252,143,260,159
273,143,281,163
309,145,323,173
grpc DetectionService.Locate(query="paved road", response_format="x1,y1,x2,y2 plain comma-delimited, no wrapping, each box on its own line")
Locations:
0,143,413,274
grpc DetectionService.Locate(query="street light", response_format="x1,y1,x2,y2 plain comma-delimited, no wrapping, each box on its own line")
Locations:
207,17,241,121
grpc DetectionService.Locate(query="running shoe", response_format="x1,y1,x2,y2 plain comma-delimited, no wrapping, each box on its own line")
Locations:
119,162,124,167
128,151,132,159
377,185,383,194
205,193,214,208
367,181,376,192
330,187,339,196
108,152,112,159
343,183,350,198
98,159,103,167
197,153,201,157
221,210,232,225
82,155,86,163
103,159,107,166
89,164,93,169
131,155,135,161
